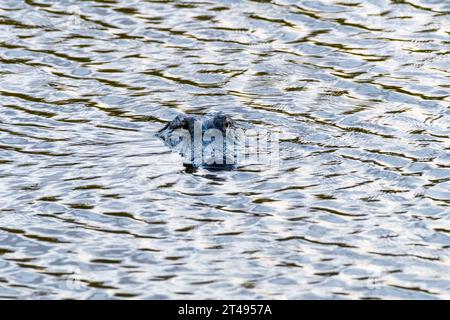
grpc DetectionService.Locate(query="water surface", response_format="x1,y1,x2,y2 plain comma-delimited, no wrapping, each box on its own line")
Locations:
0,0,449,299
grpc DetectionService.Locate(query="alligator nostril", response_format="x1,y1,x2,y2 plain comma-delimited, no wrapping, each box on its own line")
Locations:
224,118,233,130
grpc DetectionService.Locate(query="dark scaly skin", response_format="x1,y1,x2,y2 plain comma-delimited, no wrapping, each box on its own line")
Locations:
157,113,233,141
202,113,234,133
156,114,196,147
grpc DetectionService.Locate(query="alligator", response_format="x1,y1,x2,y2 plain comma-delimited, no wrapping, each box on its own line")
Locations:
157,112,238,170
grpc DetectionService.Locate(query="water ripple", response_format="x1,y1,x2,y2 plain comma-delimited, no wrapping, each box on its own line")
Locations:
0,0,449,299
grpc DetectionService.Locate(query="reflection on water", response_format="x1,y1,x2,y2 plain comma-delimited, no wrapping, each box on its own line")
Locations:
0,0,449,299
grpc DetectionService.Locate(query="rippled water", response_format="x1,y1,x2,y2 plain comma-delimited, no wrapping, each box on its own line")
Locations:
0,0,449,299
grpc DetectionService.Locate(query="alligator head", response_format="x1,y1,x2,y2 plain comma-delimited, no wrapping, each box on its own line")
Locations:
157,113,237,170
